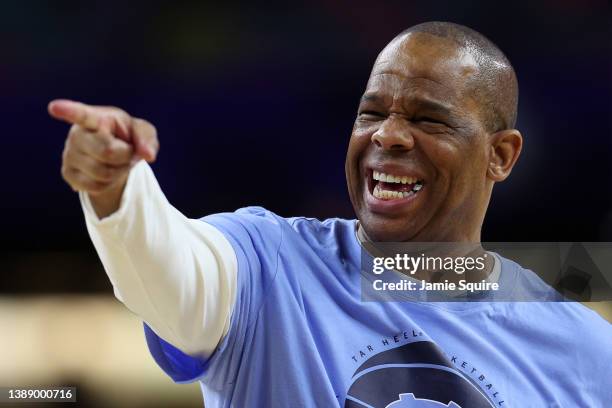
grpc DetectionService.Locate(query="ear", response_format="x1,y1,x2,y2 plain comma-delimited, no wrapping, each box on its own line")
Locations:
487,129,522,182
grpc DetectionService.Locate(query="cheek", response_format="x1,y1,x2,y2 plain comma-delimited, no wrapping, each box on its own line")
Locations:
346,126,377,207
420,133,484,174
423,138,488,201
418,137,460,180
347,125,376,169
350,123,376,146
417,137,478,198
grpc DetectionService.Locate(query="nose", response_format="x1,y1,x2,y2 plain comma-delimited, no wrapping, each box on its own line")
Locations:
371,116,415,151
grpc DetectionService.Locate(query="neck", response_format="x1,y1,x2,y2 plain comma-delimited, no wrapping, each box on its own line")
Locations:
356,223,494,283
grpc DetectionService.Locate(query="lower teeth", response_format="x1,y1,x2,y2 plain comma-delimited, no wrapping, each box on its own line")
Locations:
373,184,421,200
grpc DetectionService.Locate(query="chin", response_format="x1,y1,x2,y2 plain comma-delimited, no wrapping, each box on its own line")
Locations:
359,213,421,242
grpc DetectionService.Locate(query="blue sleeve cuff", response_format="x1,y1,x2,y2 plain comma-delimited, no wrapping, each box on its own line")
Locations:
143,323,209,383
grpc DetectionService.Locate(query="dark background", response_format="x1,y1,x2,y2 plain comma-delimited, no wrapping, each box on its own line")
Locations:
1,0,611,294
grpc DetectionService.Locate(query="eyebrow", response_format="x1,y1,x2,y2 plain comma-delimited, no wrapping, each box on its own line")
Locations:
410,98,455,116
360,93,382,103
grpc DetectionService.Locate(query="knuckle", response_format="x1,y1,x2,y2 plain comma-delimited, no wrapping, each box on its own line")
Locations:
62,145,77,165
108,106,127,116
66,126,86,150
118,110,132,124
67,125,82,141
105,106,131,122
135,118,157,136
66,133,76,147
99,139,115,159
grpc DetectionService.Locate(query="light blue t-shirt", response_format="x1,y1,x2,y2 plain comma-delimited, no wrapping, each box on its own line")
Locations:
144,207,611,408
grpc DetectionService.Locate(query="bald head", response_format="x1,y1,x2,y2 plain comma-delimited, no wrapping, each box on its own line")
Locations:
394,22,518,132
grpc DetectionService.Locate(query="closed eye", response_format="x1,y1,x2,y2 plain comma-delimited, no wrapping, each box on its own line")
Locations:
359,111,386,120
414,116,447,126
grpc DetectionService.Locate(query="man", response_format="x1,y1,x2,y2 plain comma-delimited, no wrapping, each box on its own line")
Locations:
49,22,610,407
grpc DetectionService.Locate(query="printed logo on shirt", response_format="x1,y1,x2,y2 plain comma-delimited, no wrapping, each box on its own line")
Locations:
387,393,461,407
344,340,496,408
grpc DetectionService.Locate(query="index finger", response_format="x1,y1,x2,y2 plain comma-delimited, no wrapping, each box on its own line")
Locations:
48,99,100,130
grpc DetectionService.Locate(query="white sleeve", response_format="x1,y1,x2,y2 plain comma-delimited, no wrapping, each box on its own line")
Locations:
79,160,237,357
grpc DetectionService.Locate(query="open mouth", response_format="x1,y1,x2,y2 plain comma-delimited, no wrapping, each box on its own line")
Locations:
370,170,424,200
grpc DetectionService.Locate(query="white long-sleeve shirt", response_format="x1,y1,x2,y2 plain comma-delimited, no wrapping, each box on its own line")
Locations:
79,161,237,356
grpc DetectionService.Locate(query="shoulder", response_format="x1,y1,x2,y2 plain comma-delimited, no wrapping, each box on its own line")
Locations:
511,301,612,403
201,206,286,241
199,207,287,265
496,255,611,358
497,255,563,301
203,205,283,228
501,300,611,363
538,302,611,384
551,301,611,345
200,206,357,253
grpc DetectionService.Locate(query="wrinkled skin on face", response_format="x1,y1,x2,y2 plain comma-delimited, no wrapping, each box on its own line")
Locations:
346,32,521,242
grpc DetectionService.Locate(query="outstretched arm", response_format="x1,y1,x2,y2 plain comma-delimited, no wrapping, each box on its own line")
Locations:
49,100,236,356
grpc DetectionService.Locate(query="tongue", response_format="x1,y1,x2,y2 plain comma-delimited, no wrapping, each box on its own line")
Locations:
378,181,415,192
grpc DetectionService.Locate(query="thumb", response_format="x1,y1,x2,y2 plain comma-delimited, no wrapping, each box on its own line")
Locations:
131,118,159,163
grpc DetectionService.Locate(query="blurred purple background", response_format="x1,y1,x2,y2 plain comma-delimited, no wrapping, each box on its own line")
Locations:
1,0,611,293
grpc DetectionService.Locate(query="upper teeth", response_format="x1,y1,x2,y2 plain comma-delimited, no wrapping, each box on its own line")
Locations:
373,171,418,184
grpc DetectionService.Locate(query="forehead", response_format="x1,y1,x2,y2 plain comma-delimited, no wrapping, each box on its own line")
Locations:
366,32,479,104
